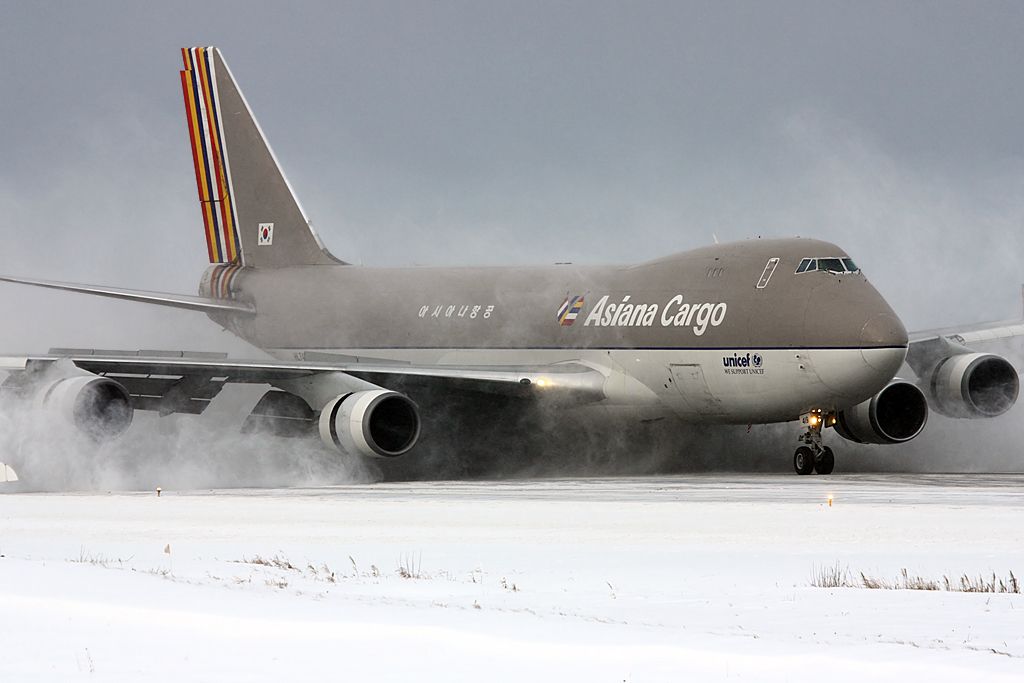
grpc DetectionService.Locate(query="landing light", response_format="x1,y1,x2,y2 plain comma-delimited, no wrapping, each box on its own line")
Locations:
536,378,549,388
808,413,821,427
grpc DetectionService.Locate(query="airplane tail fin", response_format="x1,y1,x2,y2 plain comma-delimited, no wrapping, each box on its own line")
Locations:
179,47,342,268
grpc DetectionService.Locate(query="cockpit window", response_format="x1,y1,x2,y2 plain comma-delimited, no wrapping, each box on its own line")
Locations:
817,257,845,273
795,256,860,275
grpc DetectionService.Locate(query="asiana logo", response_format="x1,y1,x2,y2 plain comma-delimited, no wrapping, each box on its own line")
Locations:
581,294,728,336
557,295,585,326
722,352,765,375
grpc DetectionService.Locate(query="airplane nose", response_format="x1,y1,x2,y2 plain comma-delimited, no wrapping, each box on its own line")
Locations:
861,313,908,371
805,285,908,400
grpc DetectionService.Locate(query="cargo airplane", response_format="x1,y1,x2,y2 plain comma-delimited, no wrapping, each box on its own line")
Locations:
1,47,1021,481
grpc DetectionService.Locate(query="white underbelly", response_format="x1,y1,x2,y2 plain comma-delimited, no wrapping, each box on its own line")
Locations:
621,347,902,423
267,346,904,426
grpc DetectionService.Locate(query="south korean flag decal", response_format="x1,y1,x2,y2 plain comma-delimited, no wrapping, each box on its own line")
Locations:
258,223,274,246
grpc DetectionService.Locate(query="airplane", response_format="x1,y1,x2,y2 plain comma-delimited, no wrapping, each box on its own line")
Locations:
0,46,1021,483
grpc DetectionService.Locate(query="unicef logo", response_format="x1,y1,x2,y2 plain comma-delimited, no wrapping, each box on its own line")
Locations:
722,352,764,373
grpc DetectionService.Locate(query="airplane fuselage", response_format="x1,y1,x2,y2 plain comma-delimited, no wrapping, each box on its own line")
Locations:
204,237,908,424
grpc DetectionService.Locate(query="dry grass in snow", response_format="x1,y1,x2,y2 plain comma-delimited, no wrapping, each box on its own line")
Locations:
812,563,1021,593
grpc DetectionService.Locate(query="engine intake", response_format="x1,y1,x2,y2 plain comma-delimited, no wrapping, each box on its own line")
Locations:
928,352,1019,418
37,375,134,440
318,390,420,458
835,380,928,445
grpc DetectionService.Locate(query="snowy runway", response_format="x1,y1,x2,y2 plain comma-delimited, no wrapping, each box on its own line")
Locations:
2,475,1023,680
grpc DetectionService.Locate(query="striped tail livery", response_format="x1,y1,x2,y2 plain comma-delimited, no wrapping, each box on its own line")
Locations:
180,47,241,264
179,47,341,269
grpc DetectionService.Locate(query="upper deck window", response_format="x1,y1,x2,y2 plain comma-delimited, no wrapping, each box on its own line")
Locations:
795,257,860,275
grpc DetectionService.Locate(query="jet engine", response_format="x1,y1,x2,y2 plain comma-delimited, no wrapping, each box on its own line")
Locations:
834,380,928,445
35,375,134,440
318,389,421,458
927,352,1019,419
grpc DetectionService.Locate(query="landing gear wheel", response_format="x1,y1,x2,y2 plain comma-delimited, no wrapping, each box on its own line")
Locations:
814,447,835,475
794,447,815,475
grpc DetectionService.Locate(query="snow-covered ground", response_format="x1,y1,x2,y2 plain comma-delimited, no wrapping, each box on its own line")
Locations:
1,475,1023,681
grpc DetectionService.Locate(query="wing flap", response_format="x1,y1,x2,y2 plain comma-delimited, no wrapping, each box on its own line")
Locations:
132,396,211,415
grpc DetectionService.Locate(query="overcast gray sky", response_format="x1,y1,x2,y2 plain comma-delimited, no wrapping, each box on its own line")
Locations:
0,0,1022,353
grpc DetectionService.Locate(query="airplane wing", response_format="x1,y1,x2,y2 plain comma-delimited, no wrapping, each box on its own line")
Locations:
906,318,1024,377
0,275,254,315
0,349,608,417
908,319,1024,346
908,285,1024,346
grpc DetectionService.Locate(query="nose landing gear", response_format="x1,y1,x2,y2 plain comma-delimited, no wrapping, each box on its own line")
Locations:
793,446,815,475
794,410,836,475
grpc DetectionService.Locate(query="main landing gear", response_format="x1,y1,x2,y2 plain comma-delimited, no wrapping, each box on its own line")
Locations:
793,410,836,475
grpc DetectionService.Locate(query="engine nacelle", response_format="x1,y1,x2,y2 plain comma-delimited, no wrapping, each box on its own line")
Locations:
318,390,420,458
834,380,928,445
928,352,1019,418
35,375,134,440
